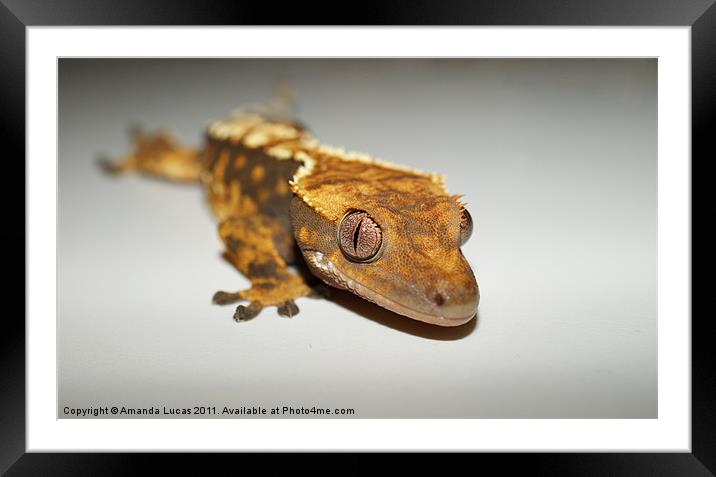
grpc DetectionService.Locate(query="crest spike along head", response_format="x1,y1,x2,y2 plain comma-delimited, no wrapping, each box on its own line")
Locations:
450,194,467,209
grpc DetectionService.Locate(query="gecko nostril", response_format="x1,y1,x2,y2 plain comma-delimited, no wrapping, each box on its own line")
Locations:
433,293,445,307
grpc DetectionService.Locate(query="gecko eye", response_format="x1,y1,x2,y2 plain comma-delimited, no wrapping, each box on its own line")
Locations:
459,208,473,246
338,210,382,262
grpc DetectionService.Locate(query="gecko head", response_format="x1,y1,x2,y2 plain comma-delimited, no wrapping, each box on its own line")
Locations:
290,190,479,327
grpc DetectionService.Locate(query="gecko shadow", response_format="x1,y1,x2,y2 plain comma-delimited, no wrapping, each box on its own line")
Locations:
325,288,478,340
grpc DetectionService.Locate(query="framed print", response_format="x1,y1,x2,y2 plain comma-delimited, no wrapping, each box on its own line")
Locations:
4,0,714,473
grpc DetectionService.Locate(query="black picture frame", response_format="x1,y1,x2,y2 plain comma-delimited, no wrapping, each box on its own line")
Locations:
3,0,713,473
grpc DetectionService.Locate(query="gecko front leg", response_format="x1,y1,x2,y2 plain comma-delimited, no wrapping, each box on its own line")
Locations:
213,215,312,321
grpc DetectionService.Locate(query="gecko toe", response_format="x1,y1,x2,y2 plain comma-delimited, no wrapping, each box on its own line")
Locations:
277,300,299,318
213,291,241,305
233,302,262,321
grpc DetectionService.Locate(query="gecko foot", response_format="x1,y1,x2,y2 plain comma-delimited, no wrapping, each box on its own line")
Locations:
213,286,306,321
213,274,310,322
277,300,299,318
233,302,263,322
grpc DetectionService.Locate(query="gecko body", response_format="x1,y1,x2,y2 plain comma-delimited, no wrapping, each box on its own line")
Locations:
104,111,479,326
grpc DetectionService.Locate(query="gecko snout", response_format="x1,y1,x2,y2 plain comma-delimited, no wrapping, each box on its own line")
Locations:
428,282,479,325
421,252,480,326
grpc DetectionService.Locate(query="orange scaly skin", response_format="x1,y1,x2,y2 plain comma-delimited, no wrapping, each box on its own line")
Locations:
103,112,479,326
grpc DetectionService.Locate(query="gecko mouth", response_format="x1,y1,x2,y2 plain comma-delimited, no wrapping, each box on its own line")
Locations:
303,251,476,327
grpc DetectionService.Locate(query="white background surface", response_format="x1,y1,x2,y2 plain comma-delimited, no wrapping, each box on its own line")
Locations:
57,57,657,419
26,26,690,452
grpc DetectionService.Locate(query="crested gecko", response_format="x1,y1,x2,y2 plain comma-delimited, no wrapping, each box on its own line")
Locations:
102,109,479,326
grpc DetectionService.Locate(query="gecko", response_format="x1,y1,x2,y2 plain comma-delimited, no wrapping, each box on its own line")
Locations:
101,106,479,327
